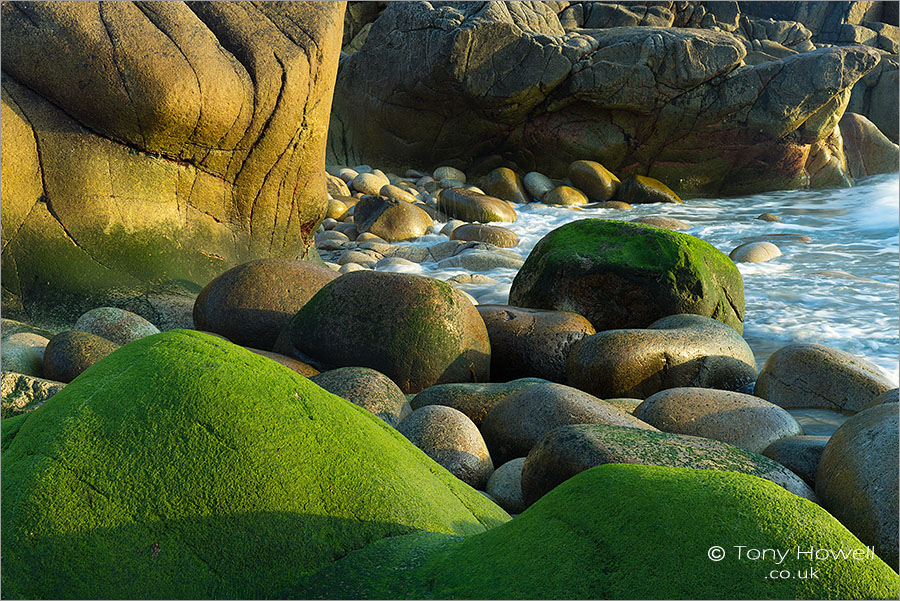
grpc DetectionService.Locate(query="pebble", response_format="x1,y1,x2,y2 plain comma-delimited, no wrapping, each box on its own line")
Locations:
757,213,783,222
351,172,390,195
441,220,466,236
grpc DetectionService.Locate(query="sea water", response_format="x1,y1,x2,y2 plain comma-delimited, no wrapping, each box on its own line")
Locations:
386,174,900,384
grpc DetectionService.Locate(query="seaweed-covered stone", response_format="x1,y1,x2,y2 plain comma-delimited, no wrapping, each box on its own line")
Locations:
311,366,408,427
817,402,899,569
508,219,744,333
485,457,526,514
481,382,656,466
410,379,546,426
42,330,120,383
397,405,494,489
193,259,337,351
617,175,682,204
477,305,596,383
634,387,801,453
755,343,895,412
437,188,517,223
74,306,160,345
291,465,897,600
1,330,508,599
567,314,758,399
520,424,815,506
353,195,434,242
284,271,491,393
567,160,619,202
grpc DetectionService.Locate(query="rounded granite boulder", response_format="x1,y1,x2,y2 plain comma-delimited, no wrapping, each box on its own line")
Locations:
2,330,509,599
543,185,588,206
567,314,758,399
476,305,596,383
310,366,409,427
508,219,744,333
397,405,494,489
353,195,434,242
729,241,782,263
520,424,815,507
410,379,546,427
567,160,619,202
74,306,160,346
816,402,899,569
755,343,895,412
763,435,829,486
485,457,526,514
437,188,517,223
1,332,49,377
42,330,120,383
481,382,656,466
283,271,491,393
291,465,897,600
192,258,337,350
634,387,802,453
617,175,682,204
522,172,554,201
450,224,519,248
478,167,529,204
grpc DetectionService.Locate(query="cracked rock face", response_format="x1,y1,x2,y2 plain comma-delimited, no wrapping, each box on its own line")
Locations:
1,1,344,315
328,1,881,196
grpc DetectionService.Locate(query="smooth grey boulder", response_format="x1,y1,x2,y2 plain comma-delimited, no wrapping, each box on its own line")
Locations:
74,307,160,346
763,435,829,486
410,378,546,427
485,457,526,514
310,366,408,427
42,330,120,383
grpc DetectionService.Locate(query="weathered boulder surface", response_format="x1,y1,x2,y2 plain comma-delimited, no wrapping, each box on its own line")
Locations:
328,2,881,197
1,1,345,319
410,378,546,426
310,366,408,427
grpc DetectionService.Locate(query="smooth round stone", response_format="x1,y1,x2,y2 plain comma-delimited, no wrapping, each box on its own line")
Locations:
567,314,758,400
397,405,493,488
336,167,358,184
603,398,643,414
193,259,337,350
418,177,441,193
865,387,899,410
729,241,782,263
817,403,899,569
437,250,525,271
380,184,418,204
2,339,45,377
757,213,783,222
244,348,320,377
375,257,421,272
478,167,529,204
481,382,656,466
410,379,547,427
755,343,895,412
405,168,428,179
355,232,387,244
762,435,828,486
321,217,340,230
311,366,408,427
390,245,430,263
440,178,467,189
485,458,526,514
428,240,465,262
333,222,359,239
520,424,816,507
523,172,554,201
634,387,802,453
316,230,350,244
317,237,346,251
477,305,595,383
617,175,682,204
447,274,500,285
584,200,632,210
326,198,349,220
450,224,519,247
630,215,689,230
338,250,378,266
543,185,588,206
74,307,160,346
441,219,466,236
43,330,120,383
568,160,619,202
353,196,434,242
433,166,466,183
339,262,368,274
351,171,390,195
326,173,351,198
437,188,517,223
352,164,374,174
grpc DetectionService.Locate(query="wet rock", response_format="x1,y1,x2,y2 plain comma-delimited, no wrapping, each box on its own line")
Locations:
43,330,120,383
379,183,418,204
397,405,493,489
438,250,525,271
244,347,320,378
477,305,596,383
523,172,555,201
568,160,619,202
763,435,828,486
440,220,466,237
447,274,500,286
326,173,351,198
351,171,391,195
543,185,589,206
604,397,643,414
630,216,689,230
839,112,900,179
584,200,632,210
74,306,160,346
311,366,408,427
478,167,529,204
353,195,434,242
437,188,518,223
634,387,802,453
410,379,546,427
485,457,526,514
1,333,49,377
450,224,519,247
757,213,783,222
729,241,782,263
755,343,895,412
568,314,758,399
617,175,682,204
865,387,899,410
1,371,65,418
433,166,466,183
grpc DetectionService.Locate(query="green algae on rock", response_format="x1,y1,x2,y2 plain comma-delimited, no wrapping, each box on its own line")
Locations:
509,219,745,333
289,464,899,600
1,330,508,599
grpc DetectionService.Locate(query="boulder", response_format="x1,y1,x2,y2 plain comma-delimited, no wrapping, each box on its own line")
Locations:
310,366,408,427
282,271,491,393
485,457,526,514
192,258,337,350
729,241,782,263
629,215,689,230
434,166,466,183
520,424,815,506
567,160,619,202
42,330,120,383
326,172,351,198
523,172,555,201
481,382,656,466
763,435,828,486
379,183,418,204
617,175,682,204
754,343,895,412
509,219,745,333
244,347,319,378
476,305,596,383
865,387,899,410
410,378,546,427
437,250,525,272
817,402,899,569
290,464,898,600
839,112,900,178
1,371,65,418
397,405,494,489
1,330,508,599
450,224,519,248
353,195,434,242
567,314,758,399
437,188,517,223
478,168,529,204
634,387,802,453
73,306,160,345
351,171,391,195
1,332,48,377
2,2,345,316
543,185,588,206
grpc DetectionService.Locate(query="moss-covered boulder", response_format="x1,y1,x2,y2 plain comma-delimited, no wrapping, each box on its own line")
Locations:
1,330,508,599
282,271,491,393
508,219,744,333
290,465,898,599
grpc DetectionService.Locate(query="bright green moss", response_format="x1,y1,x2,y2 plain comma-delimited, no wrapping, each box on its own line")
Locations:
1,330,508,599
291,464,899,600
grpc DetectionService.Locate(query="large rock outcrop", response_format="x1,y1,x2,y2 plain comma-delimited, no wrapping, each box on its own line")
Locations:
1,1,345,319
328,1,885,196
